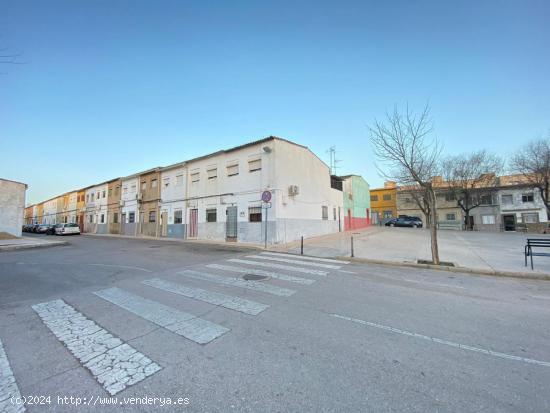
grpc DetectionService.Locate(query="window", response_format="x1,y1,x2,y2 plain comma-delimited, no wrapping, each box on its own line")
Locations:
115,186,119,195
86,194,90,203
175,174,183,186
102,190,106,198
383,210,393,219
207,168,218,180
191,172,200,183
163,177,170,187
370,195,379,202
333,207,337,220
151,179,158,188
227,163,239,176
383,194,392,201
320,206,328,220
501,194,513,205
174,209,183,224
141,181,147,190
100,214,105,224
129,212,135,223
248,159,261,172
91,193,94,201
446,213,456,221
121,213,126,223
123,186,128,194
89,215,93,223
522,193,534,203
522,213,539,223
131,184,137,192
206,208,217,222
481,215,496,225
480,194,493,205
445,193,456,202
249,206,262,222
148,211,156,223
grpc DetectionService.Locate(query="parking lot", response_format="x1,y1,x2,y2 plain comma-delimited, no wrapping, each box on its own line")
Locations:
1,235,550,412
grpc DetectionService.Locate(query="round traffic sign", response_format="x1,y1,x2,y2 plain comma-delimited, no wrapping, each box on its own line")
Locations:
261,190,272,203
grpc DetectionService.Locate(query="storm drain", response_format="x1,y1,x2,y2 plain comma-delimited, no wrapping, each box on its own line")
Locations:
243,274,270,281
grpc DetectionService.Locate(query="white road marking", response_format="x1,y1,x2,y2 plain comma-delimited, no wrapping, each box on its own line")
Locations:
87,264,152,272
207,264,315,285
228,259,328,276
246,255,341,269
331,313,550,368
32,299,161,395
402,278,466,290
178,270,296,297
529,295,550,301
143,278,269,315
94,287,229,344
261,252,350,265
338,270,357,274
0,339,25,413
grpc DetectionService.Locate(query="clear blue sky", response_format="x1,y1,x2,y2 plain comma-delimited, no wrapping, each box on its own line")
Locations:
1,0,549,205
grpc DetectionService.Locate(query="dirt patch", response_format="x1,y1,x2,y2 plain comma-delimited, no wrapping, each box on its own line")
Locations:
0,232,19,240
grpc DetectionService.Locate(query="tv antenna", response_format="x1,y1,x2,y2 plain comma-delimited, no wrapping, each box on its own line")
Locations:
327,146,341,175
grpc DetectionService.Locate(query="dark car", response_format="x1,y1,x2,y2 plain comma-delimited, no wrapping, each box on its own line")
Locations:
36,224,55,234
30,224,42,233
385,216,423,228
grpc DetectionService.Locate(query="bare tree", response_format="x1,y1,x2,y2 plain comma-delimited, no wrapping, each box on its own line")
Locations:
511,138,550,219
442,150,503,230
369,104,443,264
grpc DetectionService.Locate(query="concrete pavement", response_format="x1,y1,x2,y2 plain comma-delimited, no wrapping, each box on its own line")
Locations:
0,236,68,252
0,235,549,412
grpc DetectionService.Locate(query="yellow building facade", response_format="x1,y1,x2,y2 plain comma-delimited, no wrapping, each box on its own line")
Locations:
370,181,397,224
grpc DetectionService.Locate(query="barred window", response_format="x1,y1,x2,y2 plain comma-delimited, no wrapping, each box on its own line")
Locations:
322,206,328,220
206,209,217,222
249,206,262,222
129,212,135,223
174,209,183,224
149,211,156,223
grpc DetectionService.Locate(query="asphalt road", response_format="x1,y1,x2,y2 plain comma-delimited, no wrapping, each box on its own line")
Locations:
1,235,549,412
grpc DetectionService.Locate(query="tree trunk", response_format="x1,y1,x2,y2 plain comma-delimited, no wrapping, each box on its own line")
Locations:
427,187,440,264
465,210,471,231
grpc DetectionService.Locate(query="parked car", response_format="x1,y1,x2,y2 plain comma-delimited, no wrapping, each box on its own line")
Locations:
22,224,33,232
30,224,42,233
54,223,81,235
35,224,55,234
385,216,423,228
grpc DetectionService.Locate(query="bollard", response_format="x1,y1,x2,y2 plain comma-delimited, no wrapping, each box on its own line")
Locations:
351,236,354,257
301,236,304,255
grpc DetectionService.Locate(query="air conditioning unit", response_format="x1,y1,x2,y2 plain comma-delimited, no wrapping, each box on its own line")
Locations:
288,185,299,196
119,200,125,207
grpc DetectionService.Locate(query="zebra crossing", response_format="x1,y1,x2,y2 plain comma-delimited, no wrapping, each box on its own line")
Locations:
1,251,348,401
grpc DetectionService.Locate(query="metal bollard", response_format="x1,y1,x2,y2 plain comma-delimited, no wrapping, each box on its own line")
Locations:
301,236,304,255
351,236,354,257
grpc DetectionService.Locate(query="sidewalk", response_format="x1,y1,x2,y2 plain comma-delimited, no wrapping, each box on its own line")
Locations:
273,226,550,280
0,236,68,251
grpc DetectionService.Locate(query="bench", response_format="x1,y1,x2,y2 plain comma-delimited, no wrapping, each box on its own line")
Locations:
524,238,550,269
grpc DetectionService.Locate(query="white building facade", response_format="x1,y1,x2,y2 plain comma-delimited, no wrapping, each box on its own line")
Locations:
498,185,548,231
180,137,343,244
160,162,187,239
120,175,140,236
43,198,58,225
85,182,109,233
0,178,27,237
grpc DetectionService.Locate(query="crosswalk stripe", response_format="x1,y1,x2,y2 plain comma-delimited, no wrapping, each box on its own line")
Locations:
245,255,341,269
261,251,350,265
0,339,25,413
32,299,161,395
94,287,229,344
142,278,269,315
178,270,296,297
207,264,315,285
228,259,328,276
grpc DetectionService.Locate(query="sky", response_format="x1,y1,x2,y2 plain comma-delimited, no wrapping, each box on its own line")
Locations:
1,0,549,205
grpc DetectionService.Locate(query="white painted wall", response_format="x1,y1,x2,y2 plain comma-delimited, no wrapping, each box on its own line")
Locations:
43,198,58,224
85,183,108,226
67,191,78,223
499,187,548,223
160,166,186,225
0,179,26,236
121,177,139,223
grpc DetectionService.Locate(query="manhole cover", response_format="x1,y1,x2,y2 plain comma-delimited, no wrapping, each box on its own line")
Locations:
243,274,270,281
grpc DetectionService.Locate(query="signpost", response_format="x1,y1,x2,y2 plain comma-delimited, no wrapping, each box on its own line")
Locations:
261,191,272,248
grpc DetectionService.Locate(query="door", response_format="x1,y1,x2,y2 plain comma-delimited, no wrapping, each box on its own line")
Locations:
189,209,198,238
161,211,168,237
226,206,238,241
503,214,516,231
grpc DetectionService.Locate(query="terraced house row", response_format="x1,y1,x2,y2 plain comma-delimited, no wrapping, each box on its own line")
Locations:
24,137,373,244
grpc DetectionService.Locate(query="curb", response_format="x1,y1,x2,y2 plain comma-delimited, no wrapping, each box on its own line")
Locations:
0,241,69,252
81,233,264,251
338,256,550,281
